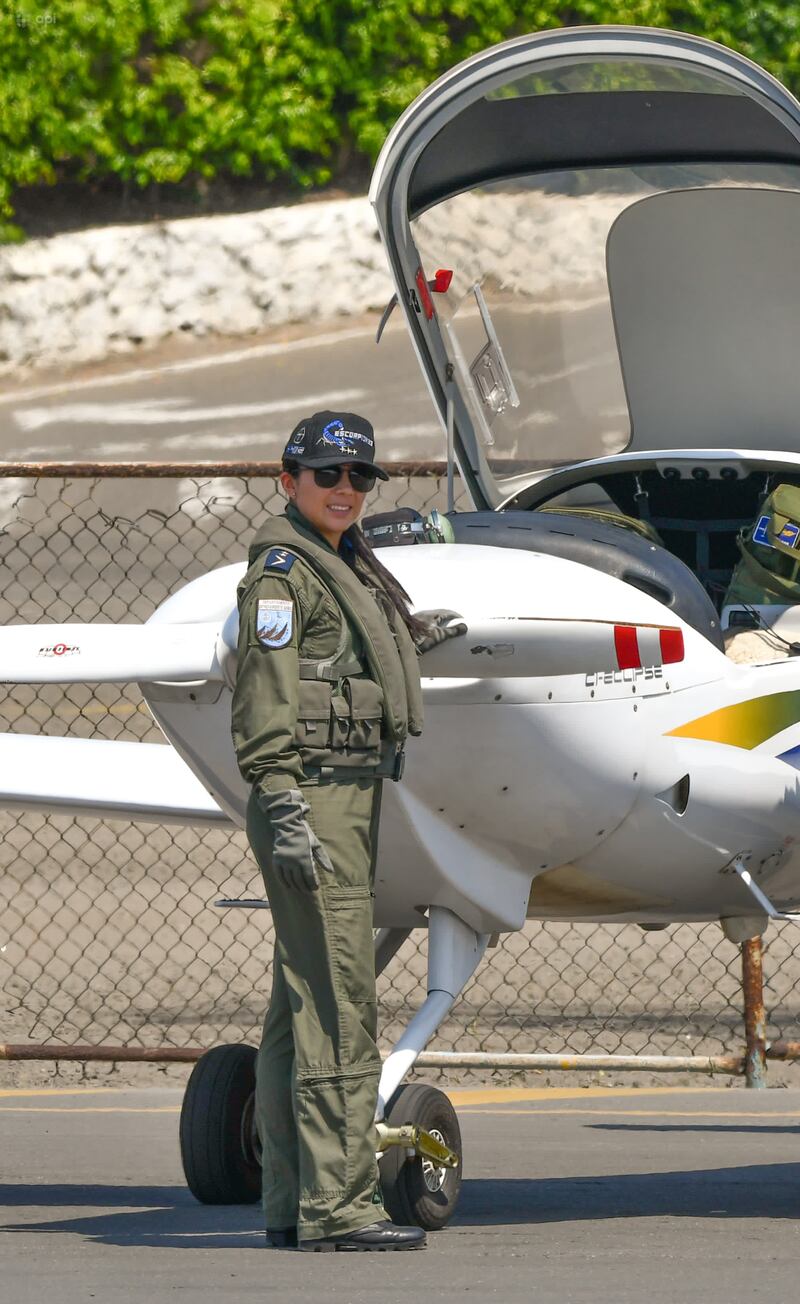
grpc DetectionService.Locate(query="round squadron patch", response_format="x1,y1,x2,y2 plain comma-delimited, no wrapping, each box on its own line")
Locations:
257,598,294,649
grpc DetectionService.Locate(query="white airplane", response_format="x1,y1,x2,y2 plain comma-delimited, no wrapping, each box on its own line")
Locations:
5,25,800,1227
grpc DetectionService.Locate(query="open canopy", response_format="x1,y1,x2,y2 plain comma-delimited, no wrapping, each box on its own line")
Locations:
371,27,800,508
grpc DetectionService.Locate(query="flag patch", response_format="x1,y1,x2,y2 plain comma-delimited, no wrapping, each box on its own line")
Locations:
256,598,294,649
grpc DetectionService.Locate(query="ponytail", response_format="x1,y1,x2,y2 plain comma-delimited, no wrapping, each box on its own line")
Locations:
345,524,430,642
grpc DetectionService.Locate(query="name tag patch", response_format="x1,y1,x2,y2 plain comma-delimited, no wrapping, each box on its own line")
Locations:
264,547,296,573
257,598,294,649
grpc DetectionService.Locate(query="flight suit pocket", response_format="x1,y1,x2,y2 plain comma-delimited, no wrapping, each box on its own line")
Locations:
328,887,377,1007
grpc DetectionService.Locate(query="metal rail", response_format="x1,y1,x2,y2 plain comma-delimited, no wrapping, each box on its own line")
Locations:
0,461,448,478
3,1042,800,1073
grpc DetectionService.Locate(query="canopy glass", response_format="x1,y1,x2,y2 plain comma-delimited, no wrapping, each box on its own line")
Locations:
412,162,800,493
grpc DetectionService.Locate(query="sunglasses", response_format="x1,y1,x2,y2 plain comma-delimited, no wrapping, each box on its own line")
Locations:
312,465,377,492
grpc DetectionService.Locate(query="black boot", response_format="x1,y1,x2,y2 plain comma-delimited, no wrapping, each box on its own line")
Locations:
266,1227,298,1249
299,1219,426,1252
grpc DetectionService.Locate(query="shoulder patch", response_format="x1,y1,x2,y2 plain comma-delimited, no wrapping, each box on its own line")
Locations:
263,547,296,574
257,598,294,649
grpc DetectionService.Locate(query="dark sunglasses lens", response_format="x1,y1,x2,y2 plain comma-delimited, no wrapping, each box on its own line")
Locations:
313,466,376,491
313,467,341,488
349,469,376,492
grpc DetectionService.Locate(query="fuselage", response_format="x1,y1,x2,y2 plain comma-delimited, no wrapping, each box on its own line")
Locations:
142,542,800,935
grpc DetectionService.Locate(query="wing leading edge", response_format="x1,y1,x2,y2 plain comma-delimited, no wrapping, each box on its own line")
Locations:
0,734,229,826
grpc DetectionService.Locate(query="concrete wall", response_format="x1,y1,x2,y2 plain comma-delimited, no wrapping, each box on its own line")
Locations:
0,198,392,375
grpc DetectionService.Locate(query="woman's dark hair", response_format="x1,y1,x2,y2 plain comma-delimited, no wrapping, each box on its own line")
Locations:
283,461,429,641
345,522,430,640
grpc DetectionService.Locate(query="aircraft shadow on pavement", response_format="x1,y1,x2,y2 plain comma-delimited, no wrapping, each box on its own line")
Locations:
0,1185,264,1249
1,1164,799,1244
453,1164,800,1226
589,1123,800,1135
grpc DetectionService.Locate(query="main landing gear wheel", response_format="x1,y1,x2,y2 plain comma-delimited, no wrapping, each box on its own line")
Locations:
179,1043,261,1204
378,1084,463,1230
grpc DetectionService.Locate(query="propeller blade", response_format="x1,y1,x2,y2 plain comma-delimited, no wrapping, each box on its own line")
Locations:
0,622,223,684
418,616,684,679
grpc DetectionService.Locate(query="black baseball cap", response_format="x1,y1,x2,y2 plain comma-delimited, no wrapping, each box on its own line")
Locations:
282,410,389,480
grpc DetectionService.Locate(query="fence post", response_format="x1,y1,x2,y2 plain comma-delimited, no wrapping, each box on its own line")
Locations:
741,936,767,1088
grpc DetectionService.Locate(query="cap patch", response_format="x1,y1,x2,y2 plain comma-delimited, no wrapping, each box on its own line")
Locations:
257,598,294,649
263,547,296,573
320,418,373,455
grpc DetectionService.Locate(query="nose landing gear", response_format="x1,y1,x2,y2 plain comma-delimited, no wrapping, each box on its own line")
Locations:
377,1084,463,1230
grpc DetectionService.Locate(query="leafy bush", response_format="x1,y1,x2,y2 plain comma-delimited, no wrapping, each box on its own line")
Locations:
1,1,800,238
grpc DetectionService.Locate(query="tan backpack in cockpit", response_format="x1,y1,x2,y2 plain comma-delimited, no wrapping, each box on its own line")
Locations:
724,483,800,606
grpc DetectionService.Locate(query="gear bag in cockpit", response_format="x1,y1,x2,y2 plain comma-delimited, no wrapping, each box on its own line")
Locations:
724,484,800,608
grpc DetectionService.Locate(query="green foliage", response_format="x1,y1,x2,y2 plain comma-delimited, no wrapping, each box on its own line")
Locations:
1,1,800,238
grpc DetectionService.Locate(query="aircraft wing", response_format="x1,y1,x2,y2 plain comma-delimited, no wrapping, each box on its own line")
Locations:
0,734,229,825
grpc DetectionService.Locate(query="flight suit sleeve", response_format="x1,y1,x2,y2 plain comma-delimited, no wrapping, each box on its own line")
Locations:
231,568,306,796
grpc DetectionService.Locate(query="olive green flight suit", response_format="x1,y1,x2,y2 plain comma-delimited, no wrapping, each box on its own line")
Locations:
231,503,422,1241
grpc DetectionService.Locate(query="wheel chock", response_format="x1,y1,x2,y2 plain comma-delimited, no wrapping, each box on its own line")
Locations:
375,1121,459,1168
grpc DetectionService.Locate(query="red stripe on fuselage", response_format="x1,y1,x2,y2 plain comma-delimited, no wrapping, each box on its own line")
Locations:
614,625,641,670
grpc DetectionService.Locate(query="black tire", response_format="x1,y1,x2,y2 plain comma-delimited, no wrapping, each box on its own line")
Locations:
179,1043,261,1205
378,1083,462,1230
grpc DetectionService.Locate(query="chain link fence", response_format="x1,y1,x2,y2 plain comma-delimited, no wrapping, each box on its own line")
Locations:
0,468,798,1082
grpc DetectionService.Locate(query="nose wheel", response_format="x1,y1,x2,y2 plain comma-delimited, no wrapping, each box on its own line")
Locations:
179,1043,261,1204
378,1084,463,1230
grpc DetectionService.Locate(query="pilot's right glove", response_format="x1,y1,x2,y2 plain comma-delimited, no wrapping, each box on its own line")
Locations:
414,609,468,655
256,788,334,893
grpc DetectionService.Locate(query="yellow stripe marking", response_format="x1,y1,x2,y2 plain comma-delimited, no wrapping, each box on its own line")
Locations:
0,1087,149,1098
0,1085,762,1104
445,1086,722,1105
0,1106,180,1114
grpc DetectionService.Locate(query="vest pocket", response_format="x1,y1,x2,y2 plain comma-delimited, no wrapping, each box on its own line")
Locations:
295,677,384,767
296,680,335,751
343,678,384,755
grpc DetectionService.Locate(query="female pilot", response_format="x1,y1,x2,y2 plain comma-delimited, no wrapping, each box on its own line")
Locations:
231,410,463,1252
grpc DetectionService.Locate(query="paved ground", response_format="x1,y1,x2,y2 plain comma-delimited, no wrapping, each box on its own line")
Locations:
0,316,441,465
2,1084,799,1302
0,298,617,468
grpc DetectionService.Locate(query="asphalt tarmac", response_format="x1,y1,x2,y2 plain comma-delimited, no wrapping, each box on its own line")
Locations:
2,1084,799,1302
0,317,442,465
0,298,619,468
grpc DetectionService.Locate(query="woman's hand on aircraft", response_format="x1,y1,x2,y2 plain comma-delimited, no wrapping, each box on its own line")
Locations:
414,609,468,655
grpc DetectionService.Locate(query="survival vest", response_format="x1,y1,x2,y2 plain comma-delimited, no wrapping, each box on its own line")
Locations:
249,513,424,777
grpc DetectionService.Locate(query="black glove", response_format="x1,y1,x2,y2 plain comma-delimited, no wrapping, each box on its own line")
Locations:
256,788,334,892
414,609,468,655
